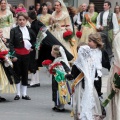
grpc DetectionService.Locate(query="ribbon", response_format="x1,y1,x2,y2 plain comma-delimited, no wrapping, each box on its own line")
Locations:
54,69,66,82
85,14,97,30
8,51,15,58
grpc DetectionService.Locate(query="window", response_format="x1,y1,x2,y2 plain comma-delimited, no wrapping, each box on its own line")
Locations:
63,0,74,6
7,0,25,5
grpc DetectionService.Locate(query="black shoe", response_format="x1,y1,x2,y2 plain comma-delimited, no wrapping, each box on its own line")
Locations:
22,95,31,100
28,83,40,88
14,95,20,100
52,107,57,111
0,97,6,102
58,108,65,112
99,92,103,97
55,108,65,112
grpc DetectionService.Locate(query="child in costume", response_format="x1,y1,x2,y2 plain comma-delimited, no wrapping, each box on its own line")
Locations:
50,45,71,112
9,12,36,100
88,33,103,97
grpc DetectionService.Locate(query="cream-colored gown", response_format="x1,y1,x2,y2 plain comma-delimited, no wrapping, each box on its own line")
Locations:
117,14,120,29
106,32,120,120
50,11,77,60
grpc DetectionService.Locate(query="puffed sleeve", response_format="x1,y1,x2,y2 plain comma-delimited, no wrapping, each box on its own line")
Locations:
96,13,101,29
112,13,119,35
8,13,14,25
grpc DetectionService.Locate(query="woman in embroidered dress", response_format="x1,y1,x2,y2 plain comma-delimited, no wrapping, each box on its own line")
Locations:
0,29,16,102
50,0,77,60
106,32,120,120
114,5,120,28
0,0,14,39
38,4,51,26
80,3,98,43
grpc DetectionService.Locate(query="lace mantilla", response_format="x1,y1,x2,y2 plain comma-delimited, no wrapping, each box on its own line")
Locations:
74,45,96,120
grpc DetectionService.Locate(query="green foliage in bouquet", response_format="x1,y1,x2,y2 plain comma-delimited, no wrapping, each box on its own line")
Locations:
54,69,66,83
102,73,120,107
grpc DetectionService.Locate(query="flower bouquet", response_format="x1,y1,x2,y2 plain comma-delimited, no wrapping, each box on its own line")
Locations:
76,31,82,38
0,50,8,59
102,73,120,107
63,30,75,46
35,26,47,59
49,62,62,75
0,38,13,67
49,62,71,104
42,59,52,69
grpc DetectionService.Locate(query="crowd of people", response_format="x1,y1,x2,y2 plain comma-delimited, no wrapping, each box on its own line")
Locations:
0,0,120,120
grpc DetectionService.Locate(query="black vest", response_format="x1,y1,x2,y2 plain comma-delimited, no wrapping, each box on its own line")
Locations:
77,12,84,30
80,12,84,22
100,11,113,30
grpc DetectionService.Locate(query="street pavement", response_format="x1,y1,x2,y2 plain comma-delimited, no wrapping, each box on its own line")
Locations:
0,68,109,120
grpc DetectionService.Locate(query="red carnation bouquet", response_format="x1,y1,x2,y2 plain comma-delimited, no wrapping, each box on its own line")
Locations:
76,31,82,38
49,62,62,75
63,30,75,46
42,59,52,68
0,51,8,59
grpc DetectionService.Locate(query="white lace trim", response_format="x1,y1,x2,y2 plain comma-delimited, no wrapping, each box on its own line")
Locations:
52,11,69,21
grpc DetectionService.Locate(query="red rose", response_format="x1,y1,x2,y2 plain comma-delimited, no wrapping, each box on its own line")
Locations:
76,31,82,38
42,60,52,67
63,30,73,40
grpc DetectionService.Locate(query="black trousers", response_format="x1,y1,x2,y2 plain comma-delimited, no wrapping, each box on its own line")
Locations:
13,54,30,86
94,77,102,97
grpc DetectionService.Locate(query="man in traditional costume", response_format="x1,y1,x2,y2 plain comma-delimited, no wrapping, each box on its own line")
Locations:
28,10,73,87
76,3,87,30
96,1,119,59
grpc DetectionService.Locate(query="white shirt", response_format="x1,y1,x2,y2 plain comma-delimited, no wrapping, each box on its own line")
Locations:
20,26,30,40
76,11,86,25
73,14,78,23
96,10,119,34
19,26,32,50
91,48,102,77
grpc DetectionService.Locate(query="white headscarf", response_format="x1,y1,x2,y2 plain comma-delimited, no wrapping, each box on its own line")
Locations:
59,46,70,68
53,46,70,69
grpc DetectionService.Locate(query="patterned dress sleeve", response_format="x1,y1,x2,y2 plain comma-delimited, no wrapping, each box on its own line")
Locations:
8,13,14,25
